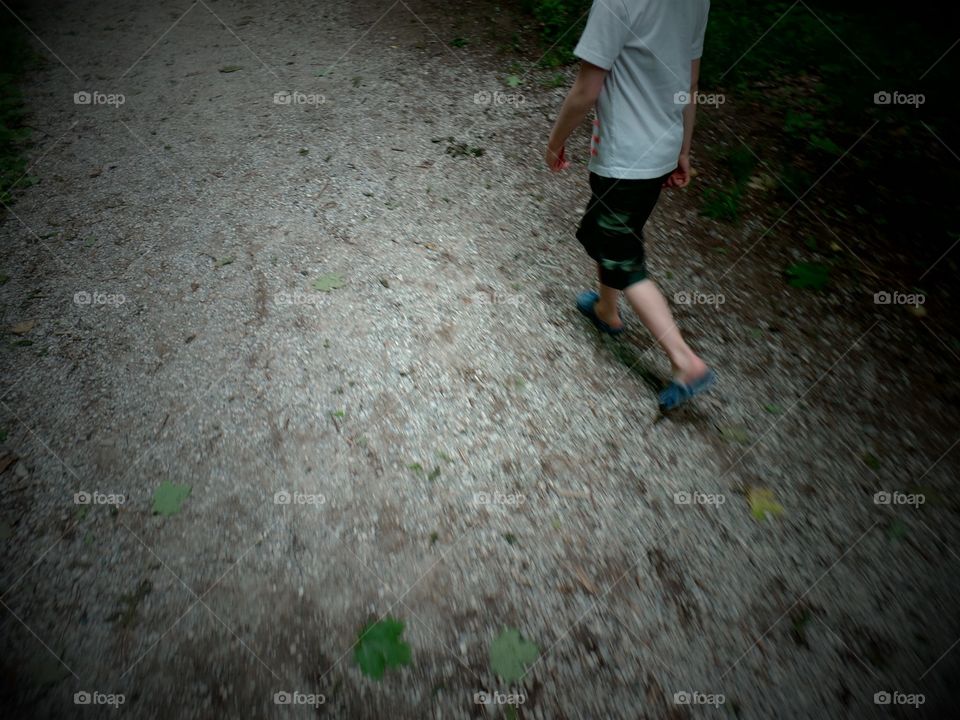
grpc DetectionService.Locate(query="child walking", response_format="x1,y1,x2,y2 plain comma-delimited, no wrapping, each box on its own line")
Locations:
546,0,716,411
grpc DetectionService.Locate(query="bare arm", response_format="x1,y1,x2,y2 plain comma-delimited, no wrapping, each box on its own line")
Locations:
680,59,701,158
545,61,608,171
666,58,701,188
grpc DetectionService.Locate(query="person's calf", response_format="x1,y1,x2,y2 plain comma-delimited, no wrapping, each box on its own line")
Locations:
594,282,623,329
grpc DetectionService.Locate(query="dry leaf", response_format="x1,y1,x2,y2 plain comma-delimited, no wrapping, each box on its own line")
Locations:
10,320,35,335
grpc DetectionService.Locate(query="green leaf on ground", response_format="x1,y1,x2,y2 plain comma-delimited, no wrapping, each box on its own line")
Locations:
312,273,345,292
427,466,441,482
152,481,192,516
887,517,907,542
490,628,539,684
719,425,750,444
764,403,783,414
450,37,467,48
785,262,830,290
219,65,243,73
747,487,783,521
505,74,521,87
862,452,881,470
354,617,411,679
215,256,234,267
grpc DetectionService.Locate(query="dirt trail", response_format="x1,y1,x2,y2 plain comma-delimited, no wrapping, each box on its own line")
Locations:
1,1,958,718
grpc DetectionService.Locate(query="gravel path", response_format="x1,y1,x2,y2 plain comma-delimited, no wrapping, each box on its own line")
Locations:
1,1,958,718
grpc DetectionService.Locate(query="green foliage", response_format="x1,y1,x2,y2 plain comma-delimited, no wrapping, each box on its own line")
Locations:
1,21,38,209
312,273,345,292
747,487,784,521
354,618,412,679
785,262,830,290
490,628,539,684
701,185,742,222
152,481,192,516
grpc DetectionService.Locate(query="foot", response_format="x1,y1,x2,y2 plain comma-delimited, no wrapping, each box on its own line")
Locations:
593,297,624,331
672,353,709,386
658,367,717,412
576,290,625,336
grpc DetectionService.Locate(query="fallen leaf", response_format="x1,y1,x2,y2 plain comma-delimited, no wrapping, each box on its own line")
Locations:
572,566,598,595
219,65,243,73
0,453,17,474
490,628,539,684
312,273,345,292
719,424,750,444
10,320,35,335
152,481,192,517
747,487,783,521
354,618,411,679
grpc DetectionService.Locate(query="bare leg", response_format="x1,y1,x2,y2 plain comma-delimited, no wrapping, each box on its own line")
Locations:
594,267,623,330
623,279,707,384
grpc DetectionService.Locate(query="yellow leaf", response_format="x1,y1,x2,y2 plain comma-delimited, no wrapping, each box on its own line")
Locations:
747,487,783,521
10,320,35,335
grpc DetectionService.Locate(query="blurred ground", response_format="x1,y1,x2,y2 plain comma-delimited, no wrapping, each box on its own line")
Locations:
1,0,958,718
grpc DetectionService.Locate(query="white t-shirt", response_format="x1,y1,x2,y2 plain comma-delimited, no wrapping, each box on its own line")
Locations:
574,0,710,179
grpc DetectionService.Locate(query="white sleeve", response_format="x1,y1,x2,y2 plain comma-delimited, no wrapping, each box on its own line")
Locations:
573,0,631,70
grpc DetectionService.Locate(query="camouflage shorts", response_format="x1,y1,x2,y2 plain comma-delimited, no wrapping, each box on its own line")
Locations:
576,172,668,290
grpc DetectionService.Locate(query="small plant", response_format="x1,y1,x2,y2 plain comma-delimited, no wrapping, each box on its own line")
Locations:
354,618,412,679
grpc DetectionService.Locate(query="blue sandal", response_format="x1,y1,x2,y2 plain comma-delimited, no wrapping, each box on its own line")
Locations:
659,368,717,412
576,290,624,336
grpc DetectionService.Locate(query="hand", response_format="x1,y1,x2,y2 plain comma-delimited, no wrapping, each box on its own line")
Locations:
545,143,571,172
663,153,691,189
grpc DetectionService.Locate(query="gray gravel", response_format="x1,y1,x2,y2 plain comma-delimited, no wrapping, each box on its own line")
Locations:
1,1,959,718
